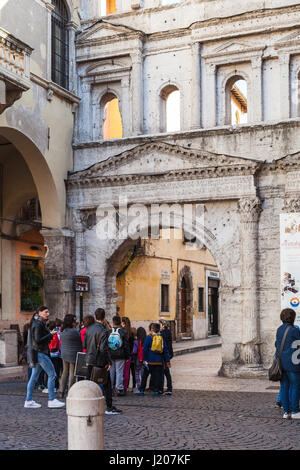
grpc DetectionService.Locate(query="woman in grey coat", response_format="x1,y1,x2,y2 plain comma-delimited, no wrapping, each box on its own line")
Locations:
58,314,82,398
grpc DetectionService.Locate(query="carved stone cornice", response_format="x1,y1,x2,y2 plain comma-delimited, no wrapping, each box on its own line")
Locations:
238,197,262,224
282,198,300,213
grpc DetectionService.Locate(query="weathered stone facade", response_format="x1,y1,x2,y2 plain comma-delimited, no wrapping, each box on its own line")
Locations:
65,1,300,377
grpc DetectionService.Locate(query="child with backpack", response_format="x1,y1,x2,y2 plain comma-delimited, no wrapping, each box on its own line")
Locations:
138,323,171,396
132,327,147,393
108,315,130,396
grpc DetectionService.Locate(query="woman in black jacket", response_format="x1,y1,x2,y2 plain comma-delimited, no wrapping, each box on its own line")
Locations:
24,306,65,409
159,319,173,395
58,314,82,398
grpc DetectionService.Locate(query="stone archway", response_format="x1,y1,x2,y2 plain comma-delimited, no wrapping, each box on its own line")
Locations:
0,126,63,228
67,140,267,377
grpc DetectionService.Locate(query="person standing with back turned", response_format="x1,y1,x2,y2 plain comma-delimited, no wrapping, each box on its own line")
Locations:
84,308,122,415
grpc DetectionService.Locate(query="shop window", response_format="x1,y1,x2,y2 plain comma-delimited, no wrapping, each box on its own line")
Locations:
21,257,44,312
160,85,180,132
161,284,169,312
51,0,69,89
226,77,247,125
102,93,123,139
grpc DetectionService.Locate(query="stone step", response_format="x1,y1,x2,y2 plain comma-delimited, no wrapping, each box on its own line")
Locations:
0,366,27,383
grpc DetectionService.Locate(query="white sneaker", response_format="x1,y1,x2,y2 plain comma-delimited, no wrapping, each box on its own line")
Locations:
48,399,65,408
291,412,300,419
24,400,41,409
42,388,48,394
283,412,291,419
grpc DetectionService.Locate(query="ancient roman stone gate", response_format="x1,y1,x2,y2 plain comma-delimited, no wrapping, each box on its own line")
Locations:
66,141,300,377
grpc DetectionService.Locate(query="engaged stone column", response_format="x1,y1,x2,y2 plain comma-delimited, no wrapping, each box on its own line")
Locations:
41,229,75,319
66,21,78,95
131,49,144,135
237,197,262,365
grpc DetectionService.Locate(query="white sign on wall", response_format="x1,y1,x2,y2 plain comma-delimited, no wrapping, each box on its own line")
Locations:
280,213,300,327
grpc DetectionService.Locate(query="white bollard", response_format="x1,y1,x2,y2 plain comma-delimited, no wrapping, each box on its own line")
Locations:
66,380,105,450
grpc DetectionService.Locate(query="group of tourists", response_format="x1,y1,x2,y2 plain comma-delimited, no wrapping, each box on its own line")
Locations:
23,305,174,415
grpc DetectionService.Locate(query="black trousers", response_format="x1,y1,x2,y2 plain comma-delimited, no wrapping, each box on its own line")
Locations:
51,357,63,389
87,365,112,409
140,365,163,393
160,363,172,392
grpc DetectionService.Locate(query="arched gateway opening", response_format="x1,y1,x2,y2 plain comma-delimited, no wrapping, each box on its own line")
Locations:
105,227,221,342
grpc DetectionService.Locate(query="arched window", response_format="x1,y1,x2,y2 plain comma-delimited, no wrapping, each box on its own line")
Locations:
102,93,123,139
160,85,180,132
101,0,116,15
51,0,69,89
225,76,247,125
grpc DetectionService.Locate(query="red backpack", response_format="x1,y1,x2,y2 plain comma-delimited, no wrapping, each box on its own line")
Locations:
138,340,144,362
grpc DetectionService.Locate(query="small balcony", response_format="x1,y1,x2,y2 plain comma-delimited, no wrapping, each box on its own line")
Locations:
0,27,33,114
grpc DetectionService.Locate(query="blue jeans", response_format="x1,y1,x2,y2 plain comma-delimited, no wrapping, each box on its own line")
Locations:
26,353,56,401
280,371,300,414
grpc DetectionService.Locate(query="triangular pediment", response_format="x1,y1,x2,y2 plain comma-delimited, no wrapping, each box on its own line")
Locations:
69,142,259,182
213,40,251,55
86,59,131,76
275,29,300,47
77,20,140,43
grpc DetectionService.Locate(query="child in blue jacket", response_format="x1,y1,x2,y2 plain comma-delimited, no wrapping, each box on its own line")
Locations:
138,323,171,396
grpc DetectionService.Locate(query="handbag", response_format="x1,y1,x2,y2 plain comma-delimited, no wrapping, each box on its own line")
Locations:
90,329,109,385
268,325,291,381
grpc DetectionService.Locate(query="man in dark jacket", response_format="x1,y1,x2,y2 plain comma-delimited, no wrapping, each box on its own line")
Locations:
159,319,173,395
84,309,121,415
24,306,65,409
108,315,130,396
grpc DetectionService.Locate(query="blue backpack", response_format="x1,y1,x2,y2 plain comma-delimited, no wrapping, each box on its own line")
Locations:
108,328,123,351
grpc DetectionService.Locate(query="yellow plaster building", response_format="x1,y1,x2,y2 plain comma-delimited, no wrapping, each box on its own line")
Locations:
116,229,219,340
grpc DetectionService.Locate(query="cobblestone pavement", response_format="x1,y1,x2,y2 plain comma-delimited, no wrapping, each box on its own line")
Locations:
0,381,299,451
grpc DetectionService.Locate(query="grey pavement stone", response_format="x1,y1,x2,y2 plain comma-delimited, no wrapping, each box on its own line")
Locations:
0,382,299,450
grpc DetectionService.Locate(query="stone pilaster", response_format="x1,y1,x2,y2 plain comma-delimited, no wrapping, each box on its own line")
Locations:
131,48,144,135
41,229,75,320
66,21,79,95
279,52,290,120
205,63,216,128
191,42,201,129
251,57,263,122
237,197,262,365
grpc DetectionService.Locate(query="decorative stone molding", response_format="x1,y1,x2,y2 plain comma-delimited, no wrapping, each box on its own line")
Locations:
68,141,260,189
282,198,300,213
